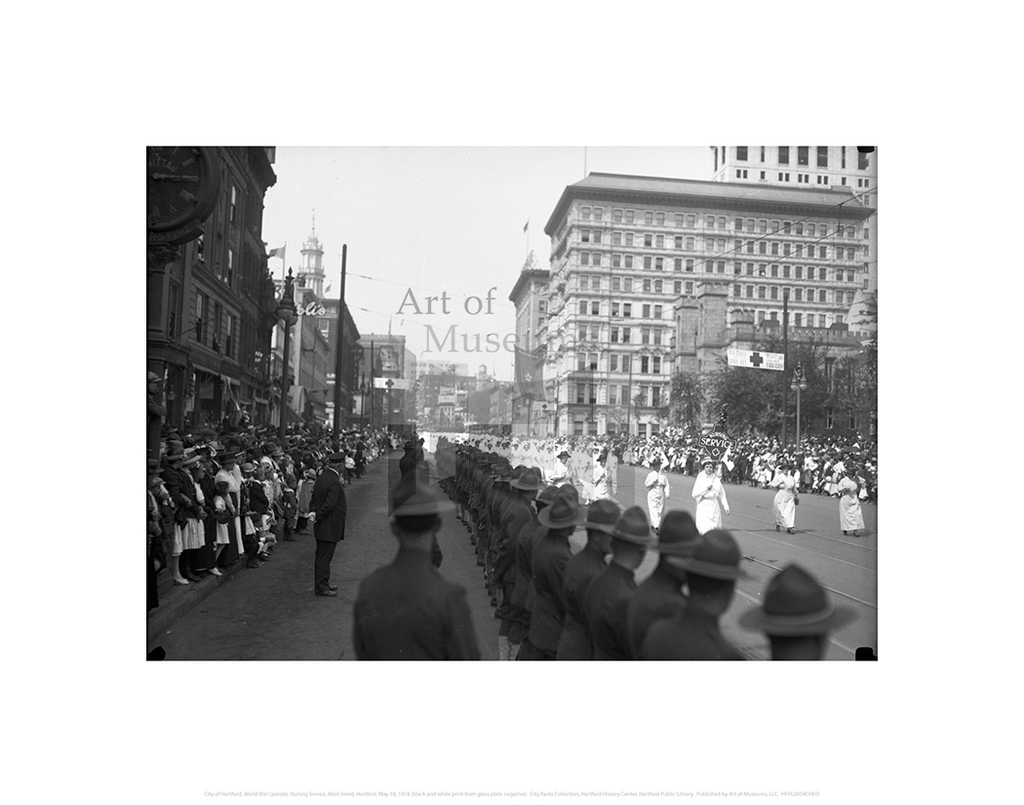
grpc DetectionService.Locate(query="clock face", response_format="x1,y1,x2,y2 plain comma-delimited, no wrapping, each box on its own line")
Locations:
147,146,211,232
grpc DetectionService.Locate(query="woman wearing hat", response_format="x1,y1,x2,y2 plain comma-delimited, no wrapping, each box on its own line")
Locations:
837,465,865,537
591,448,614,502
691,457,731,535
644,457,670,535
548,448,579,491
770,462,798,535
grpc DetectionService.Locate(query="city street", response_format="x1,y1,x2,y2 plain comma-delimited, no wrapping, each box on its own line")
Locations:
150,454,875,661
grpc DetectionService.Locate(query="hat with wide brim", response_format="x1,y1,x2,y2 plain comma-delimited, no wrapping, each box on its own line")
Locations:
537,487,586,529
739,563,858,636
656,510,701,556
665,528,751,580
611,506,652,546
511,467,544,491
390,470,455,518
584,499,621,534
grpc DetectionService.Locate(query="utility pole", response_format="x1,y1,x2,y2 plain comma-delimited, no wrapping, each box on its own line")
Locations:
332,244,348,443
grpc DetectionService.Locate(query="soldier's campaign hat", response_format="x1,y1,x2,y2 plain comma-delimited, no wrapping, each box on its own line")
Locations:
327,452,347,463
611,506,653,547
511,467,544,491
148,475,164,489
584,499,621,534
390,469,455,519
491,465,513,483
667,529,750,580
536,486,559,508
739,564,857,637
537,486,586,529
656,511,701,557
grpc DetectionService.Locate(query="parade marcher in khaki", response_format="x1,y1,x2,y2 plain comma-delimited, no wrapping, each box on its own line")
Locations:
692,458,730,535
583,506,652,660
639,529,748,661
353,469,480,660
556,499,616,660
525,486,584,660
739,563,858,660
625,510,700,658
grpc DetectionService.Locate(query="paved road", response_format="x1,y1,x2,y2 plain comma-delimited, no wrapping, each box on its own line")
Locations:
151,455,875,661
150,452,499,660
607,465,877,659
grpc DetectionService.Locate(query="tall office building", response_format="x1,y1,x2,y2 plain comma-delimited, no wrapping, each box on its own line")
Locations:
532,172,875,437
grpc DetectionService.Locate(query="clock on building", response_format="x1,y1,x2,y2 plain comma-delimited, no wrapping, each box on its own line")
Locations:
147,146,220,238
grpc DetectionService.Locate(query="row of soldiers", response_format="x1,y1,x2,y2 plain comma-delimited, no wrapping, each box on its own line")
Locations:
435,437,858,660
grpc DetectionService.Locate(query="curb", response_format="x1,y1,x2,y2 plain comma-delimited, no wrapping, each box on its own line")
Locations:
147,555,249,649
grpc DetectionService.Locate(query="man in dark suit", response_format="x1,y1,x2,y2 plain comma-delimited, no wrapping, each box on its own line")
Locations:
309,452,347,596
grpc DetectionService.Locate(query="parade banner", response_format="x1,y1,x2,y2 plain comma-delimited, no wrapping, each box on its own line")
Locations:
373,377,413,389
727,347,784,371
697,430,736,464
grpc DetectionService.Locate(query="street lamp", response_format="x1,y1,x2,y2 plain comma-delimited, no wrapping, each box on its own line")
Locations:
276,268,298,444
790,362,808,451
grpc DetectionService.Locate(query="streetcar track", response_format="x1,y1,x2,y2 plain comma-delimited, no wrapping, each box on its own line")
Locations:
737,552,877,609
726,508,878,553
732,527,876,572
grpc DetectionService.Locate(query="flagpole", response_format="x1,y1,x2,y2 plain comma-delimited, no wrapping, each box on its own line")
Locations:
332,243,347,443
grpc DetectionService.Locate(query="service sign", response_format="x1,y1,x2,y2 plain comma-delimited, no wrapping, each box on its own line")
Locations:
698,431,736,462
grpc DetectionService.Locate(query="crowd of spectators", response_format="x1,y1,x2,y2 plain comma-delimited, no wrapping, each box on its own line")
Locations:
147,421,394,612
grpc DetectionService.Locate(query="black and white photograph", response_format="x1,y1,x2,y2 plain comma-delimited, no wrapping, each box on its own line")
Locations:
146,145,879,664
9,5,1017,803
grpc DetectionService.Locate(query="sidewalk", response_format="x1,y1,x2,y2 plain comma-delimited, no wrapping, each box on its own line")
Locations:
146,456,389,653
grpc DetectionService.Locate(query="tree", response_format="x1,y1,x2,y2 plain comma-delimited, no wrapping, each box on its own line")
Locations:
669,370,704,432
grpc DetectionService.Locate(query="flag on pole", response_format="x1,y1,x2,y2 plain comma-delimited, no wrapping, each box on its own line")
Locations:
268,246,286,260
523,221,529,233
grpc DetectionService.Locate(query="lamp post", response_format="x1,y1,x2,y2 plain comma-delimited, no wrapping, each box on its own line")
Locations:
276,268,298,444
790,362,808,452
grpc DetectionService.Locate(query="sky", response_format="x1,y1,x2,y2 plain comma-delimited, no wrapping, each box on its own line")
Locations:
260,146,715,380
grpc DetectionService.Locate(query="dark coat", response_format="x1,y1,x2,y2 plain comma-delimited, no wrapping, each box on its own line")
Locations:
582,562,637,660
311,467,346,543
245,479,270,516
528,530,571,652
353,548,480,660
556,542,608,660
639,607,744,660
625,564,687,659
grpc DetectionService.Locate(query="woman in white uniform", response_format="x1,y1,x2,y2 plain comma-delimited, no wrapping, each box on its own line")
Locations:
691,457,730,534
644,457,670,533
771,462,798,534
592,448,614,502
838,465,865,537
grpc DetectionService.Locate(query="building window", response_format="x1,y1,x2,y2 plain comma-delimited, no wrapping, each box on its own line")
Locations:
642,329,651,345
612,232,622,246
611,278,621,291
685,281,694,294
770,265,779,278
674,280,682,294
819,245,828,259
625,210,635,223
794,289,803,301
580,275,589,290
758,286,766,299
581,230,591,243
644,234,653,248
594,208,603,221
758,241,767,255
226,314,235,358
771,242,779,256
622,327,631,343
195,233,205,263
624,278,632,291
770,287,779,300
819,289,828,302
654,280,663,293
797,146,809,166
758,219,767,233
591,301,600,316
685,236,695,250
226,248,234,286
795,266,803,280
593,253,602,267
229,185,237,223
642,211,652,225
613,209,623,223
807,223,816,237
625,233,634,247
653,357,661,374
655,234,664,249
195,292,205,343
580,253,590,266
611,328,619,343
623,303,632,318
593,276,602,291
624,255,633,268
655,212,665,226
612,254,621,268
655,257,664,271
817,146,828,168
745,286,753,298
643,256,652,270
685,259,694,272
212,302,222,351
640,356,650,373
581,206,591,219
778,146,789,164
858,149,870,170
673,258,683,271
592,230,602,244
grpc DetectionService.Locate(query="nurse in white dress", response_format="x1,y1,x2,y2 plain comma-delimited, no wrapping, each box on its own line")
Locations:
771,464,798,534
644,457,670,532
838,466,865,536
691,457,730,534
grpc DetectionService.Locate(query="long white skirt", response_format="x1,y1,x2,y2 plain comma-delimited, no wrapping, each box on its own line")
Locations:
839,495,865,531
772,491,795,528
647,490,666,529
695,499,723,535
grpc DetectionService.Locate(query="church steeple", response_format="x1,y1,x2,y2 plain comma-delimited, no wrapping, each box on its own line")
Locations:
297,209,325,297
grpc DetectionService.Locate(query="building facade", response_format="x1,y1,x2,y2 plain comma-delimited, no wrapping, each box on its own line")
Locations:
148,147,279,433
508,251,550,434
538,172,876,437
